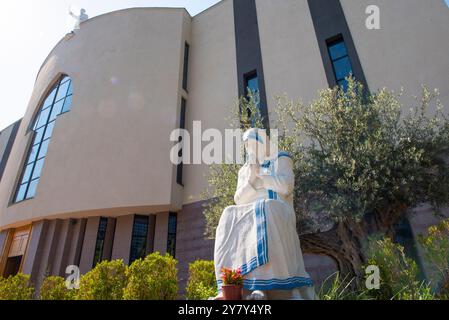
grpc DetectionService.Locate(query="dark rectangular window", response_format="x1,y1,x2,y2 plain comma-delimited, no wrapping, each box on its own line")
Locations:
244,71,259,97
176,98,187,186
167,212,177,257
327,36,353,91
92,217,108,268
129,215,149,265
182,43,190,91
243,71,261,124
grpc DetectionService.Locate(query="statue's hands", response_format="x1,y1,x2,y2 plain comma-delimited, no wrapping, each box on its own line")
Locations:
255,174,273,190
248,164,260,188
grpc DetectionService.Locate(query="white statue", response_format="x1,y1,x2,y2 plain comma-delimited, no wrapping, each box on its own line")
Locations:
214,128,315,300
69,7,89,31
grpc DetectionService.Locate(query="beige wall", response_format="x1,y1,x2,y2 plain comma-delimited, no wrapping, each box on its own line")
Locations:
340,0,449,108
256,0,328,113
182,0,238,203
256,0,449,118
0,124,16,162
409,206,449,282
0,8,191,229
79,217,100,273
111,214,134,265
153,212,169,254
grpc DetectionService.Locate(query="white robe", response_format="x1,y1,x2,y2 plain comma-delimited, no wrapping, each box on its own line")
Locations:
214,152,314,298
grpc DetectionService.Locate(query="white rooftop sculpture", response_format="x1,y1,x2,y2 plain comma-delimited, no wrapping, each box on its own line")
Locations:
69,8,89,31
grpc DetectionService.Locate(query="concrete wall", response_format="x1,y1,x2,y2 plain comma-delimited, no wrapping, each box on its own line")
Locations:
0,8,190,229
303,254,339,289
0,120,21,183
20,218,87,290
79,217,100,273
111,214,134,265
66,218,86,269
182,0,238,203
256,0,328,113
340,0,449,108
21,220,48,283
177,201,215,291
0,229,10,274
409,207,449,282
153,212,169,254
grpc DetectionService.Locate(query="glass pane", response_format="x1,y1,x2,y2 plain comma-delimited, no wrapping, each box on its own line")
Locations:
32,114,40,130
246,75,259,94
66,81,73,96
333,56,352,81
338,79,349,92
55,80,70,101
37,139,50,159
32,158,45,180
60,76,70,84
328,40,348,61
26,178,39,199
21,164,34,184
130,217,149,264
42,87,57,110
16,184,28,202
35,107,50,129
43,121,55,140
92,218,108,267
33,126,45,145
27,144,40,164
49,99,64,121
62,95,73,113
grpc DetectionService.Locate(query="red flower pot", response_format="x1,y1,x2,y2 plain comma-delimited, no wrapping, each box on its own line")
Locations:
222,284,243,300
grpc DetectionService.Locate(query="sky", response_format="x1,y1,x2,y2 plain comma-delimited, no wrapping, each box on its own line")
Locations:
0,0,221,131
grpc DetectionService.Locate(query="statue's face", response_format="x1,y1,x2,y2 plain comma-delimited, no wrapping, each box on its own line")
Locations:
245,130,269,164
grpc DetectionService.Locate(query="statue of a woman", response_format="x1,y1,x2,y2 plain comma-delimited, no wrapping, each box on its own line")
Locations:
214,128,315,300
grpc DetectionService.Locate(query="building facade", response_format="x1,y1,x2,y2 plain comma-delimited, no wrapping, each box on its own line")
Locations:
1,0,449,291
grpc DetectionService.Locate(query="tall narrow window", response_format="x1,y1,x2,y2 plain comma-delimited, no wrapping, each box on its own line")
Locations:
327,37,353,91
244,71,261,124
92,217,108,268
129,215,149,264
244,71,259,97
182,42,190,91
14,75,73,203
176,98,186,186
167,212,177,257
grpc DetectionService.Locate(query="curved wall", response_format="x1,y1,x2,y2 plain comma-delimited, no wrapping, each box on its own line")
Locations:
0,8,191,228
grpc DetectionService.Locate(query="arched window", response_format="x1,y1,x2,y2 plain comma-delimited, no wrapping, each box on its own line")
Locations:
14,75,73,203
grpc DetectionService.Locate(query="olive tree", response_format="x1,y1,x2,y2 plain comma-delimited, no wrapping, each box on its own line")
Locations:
203,77,449,278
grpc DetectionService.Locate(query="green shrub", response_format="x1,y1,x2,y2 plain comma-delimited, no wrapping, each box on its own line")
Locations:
364,237,428,300
124,252,178,300
185,260,217,300
76,259,127,300
0,273,34,300
418,219,449,299
40,276,75,300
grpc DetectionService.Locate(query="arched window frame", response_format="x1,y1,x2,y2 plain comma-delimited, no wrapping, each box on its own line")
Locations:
13,74,73,203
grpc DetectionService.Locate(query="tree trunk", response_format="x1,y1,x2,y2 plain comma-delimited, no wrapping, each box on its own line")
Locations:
299,203,408,281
